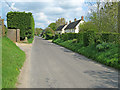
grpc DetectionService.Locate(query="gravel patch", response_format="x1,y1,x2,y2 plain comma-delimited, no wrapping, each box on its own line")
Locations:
16,42,32,88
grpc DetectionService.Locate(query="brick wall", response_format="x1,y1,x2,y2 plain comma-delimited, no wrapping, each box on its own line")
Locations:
7,29,20,42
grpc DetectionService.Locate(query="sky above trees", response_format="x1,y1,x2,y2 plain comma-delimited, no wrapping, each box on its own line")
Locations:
1,0,119,29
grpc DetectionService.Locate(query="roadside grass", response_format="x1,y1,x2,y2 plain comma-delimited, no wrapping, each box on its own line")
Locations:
0,37,2,89
2,37,26,88
53,38,120,69
28,38,34,43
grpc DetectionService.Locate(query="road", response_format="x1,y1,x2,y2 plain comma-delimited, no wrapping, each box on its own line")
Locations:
29,36,118,88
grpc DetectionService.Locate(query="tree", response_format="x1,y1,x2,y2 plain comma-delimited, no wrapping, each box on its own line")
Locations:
44,27,55,39
86,1,118,33
48,23,57,31
35,28,43,36
55,18,66,28
79,21,98,32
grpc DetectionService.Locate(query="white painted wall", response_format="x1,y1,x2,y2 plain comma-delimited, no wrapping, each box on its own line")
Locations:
75,20,84,33
62,24,67,34
55,31,61,34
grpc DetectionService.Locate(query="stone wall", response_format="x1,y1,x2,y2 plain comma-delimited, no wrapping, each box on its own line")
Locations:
7,29,20,42
16,29,20,42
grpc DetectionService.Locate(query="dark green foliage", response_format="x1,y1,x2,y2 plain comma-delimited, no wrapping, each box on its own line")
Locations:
101,32,110,42
83,31,95,46
77,33,83,44
94,33,102,45
60,33,78,41
54,32,119,47
72,39,77,43
53,34,60,41
96,42,110,52
7,11,35,40
48,23,57,31
44,27,54,40
52,31,119,69
83,32,89,46
108,33,120,44
45,34,54,40
53,38,119,69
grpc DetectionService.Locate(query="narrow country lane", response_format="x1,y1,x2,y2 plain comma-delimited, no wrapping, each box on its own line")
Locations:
29,36,118,88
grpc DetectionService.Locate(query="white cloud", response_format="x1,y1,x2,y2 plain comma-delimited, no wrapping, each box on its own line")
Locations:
11,3,19,11
36,22,45,28
3,0,54,2
55,0,84,9
43,7,65,15
35,12,48,21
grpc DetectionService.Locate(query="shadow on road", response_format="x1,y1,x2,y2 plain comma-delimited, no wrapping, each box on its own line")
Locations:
84,70,118,88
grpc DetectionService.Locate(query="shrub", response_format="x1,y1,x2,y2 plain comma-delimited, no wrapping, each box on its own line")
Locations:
53,34,60,40
83,32,89,46
77,33,83,44
72,39,77,43
94,33,102,45
44,27,54,40
45,33,54,40
108,33,120,44
87,31,95,45
96,42,110,52
101,32,110,42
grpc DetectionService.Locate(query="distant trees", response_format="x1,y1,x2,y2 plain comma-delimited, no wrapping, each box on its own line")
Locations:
35,28,43,36
48,23,57,31
55,18,66,28
42,18,66,39
43,27,55,40
79,21,98,32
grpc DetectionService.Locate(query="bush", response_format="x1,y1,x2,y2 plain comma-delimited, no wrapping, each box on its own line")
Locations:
108,33,120,44
45,33,54,40
83,32,89,46
44,27,54,40
101,32,110,42
94,33,102,45
7,11,35,40
96,42,110,52
77,33,83,44
53,34,60,40
60,33,78,41
72,39,77,43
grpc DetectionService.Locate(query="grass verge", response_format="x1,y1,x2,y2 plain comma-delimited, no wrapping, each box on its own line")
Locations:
28,38,34,43
53,38,120,69
2,37,26,88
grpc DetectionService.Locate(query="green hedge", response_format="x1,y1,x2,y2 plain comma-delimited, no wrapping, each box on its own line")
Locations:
54,32,120,46
7,11,35,40
60,33,78,41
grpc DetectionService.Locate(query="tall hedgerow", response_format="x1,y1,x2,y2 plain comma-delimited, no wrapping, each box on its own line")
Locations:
7,11,35,40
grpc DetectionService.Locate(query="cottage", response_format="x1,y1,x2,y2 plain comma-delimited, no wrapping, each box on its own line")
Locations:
64,16,84,33
55,24,67,34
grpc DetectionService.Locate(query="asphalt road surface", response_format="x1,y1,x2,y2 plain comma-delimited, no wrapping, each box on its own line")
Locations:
29,36,118,88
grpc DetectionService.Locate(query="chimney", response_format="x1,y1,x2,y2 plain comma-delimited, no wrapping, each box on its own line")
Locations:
81,16,84,20
74,18,77,22
69,20,71,23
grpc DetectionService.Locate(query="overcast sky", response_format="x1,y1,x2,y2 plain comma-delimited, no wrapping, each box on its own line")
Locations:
1,0,117,29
